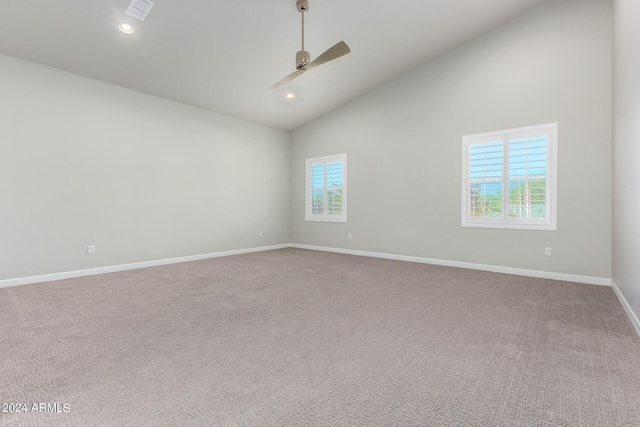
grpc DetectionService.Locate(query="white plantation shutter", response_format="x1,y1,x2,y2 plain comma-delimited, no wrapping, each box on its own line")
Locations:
508,134,548,221
305,154,347,222
309,163,325,215
326,161,344,215
462,124,556,230
468,139,504,222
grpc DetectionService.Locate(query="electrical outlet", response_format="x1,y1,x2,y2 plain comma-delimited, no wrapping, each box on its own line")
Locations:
348,233,352,240
259,231,263,237
87,245,96,254
545,247,552,256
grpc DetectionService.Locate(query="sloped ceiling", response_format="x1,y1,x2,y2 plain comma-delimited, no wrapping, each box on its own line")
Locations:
0,0,548,131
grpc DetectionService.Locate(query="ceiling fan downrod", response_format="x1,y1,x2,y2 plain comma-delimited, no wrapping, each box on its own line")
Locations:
296,0,310,70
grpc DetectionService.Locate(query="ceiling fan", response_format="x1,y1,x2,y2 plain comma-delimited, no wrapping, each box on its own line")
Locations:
269,0,351,90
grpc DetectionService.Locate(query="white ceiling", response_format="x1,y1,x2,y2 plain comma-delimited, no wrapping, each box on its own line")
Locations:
0,0,548,131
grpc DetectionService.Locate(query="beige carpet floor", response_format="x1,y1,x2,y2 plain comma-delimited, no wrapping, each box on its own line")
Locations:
1,248,640,426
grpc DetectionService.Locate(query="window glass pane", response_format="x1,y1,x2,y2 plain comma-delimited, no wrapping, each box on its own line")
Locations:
508,136,547,177
508,179,546,218
326,162,343,187
310,164,325,188
311,190,324,215
327,189,342,215
469,141,503,179
469,182,502,217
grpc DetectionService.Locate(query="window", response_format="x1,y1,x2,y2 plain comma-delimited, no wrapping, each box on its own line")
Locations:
462,123,557,230
305,153,347,222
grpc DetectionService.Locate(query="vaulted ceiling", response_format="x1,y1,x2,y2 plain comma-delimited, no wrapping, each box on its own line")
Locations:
0,0,548,131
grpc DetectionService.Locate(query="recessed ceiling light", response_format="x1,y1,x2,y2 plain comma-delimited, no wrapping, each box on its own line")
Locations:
285,93,295,99
118,23,134,34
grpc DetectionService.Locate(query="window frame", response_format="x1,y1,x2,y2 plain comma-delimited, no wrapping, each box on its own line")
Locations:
305,153,348,223
461,123,557,231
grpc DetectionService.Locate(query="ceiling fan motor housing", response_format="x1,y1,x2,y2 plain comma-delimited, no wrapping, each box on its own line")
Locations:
296,50,310,69
297,0,309,13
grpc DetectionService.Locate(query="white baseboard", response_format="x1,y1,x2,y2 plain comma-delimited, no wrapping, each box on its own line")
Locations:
0,244,290,289
290,243,612,287
0,242,612,289
611,280,640,336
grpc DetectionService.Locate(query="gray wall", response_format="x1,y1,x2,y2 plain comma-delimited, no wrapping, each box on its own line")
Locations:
292,0,612,279
612,1,640,316
0,54,292,281
0,0,617,285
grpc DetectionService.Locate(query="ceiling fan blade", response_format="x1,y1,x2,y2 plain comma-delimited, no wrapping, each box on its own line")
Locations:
269,69,305,90
306,41,351,71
